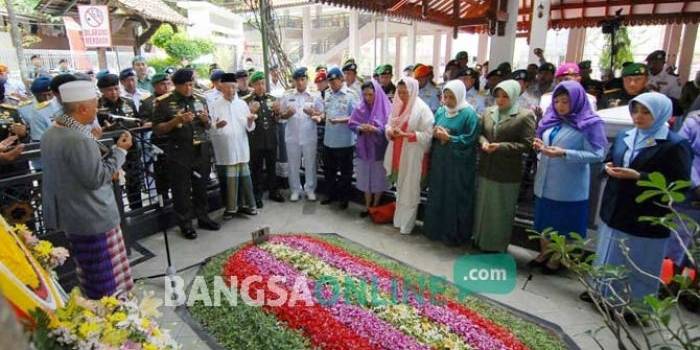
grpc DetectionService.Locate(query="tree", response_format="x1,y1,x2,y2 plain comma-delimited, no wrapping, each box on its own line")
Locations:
150,24,214,63
599,26,634,73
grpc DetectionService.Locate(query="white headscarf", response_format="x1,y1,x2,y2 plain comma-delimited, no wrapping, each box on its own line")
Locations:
442,79,469,117
389,77,420,129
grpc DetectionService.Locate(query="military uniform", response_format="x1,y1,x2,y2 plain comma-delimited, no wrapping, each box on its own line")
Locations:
244,92,282,205
152,90,213,228
98,96,144,210
141,92,171,199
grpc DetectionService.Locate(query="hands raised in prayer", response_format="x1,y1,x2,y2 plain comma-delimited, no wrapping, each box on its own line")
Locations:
604,162,641,180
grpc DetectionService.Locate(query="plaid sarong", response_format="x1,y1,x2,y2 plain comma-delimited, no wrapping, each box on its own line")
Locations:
67,227,134,300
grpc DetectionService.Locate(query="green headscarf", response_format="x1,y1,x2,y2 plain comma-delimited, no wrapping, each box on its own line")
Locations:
489,79,521,123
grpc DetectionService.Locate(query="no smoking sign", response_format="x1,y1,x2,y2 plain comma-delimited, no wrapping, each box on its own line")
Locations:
78,5,111,47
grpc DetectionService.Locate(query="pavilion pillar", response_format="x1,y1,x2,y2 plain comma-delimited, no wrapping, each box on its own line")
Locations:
432,31,442,70
349,11,359,60
477,33,488,64
663,24,683,66
678,23,698,84
445,32,453,62
565,27,586,63
528,0,550,64
489,0,518,65
395,35,402,73
381,15,389,64
302,6,312,65
407,21,417,66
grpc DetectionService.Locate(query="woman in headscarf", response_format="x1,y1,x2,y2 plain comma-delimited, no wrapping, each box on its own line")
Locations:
531,81,607,274
584,92,691,308
473,80,536,252
384,77,434,234
349,81,391,217
424,80,480,246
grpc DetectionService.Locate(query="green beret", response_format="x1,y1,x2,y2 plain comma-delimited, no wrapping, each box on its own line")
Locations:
578,60,591,70
250,71,265,84
375,64,393,75
621,63,648,77
151,73,168,85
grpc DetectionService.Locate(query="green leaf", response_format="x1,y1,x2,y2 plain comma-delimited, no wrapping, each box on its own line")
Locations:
648,172,668,188
636,190,664,203
670,180,692,192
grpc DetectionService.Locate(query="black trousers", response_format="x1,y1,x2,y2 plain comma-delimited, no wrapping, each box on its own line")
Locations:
153,157,170,199
250,148,278,200
123,148,143,210
167,144,212,227
323,146,354,202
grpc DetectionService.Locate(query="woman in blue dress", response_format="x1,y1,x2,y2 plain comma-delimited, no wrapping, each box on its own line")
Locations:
531,81,607,273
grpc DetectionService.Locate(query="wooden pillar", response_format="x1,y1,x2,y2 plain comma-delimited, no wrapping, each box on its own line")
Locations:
407,21,417,65
678,23,698,84
565,27,586,63
663,24,683,67
445,32,453,62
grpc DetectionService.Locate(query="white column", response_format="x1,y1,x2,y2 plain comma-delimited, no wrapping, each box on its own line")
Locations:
302,6,312,65
407,21,417,65
565,27,586,63
445,33,453,62
678,23,698,84
528,0,550,63
395,35,402,73
381,15,389,64
349,11,359,60
477,33,489,64
489,0,518,65
432,31,442,69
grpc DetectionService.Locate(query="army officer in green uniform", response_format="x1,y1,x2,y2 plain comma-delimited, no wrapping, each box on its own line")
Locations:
153,69,220,239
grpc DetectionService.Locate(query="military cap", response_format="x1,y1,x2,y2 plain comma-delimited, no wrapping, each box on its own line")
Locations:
220,73,237,83
292,67,308,80
539,62,556,73
249,71,265,84
578,60,592,70
119,68,136,80
235,69,249,79
645,50,666,62
327,67,343,80
30,76,52,94
455,51,469,61
97,73,120,89
171,68,195,85
151,73,168,85
511,69,528,81
210,69,224,81
621,63,648,77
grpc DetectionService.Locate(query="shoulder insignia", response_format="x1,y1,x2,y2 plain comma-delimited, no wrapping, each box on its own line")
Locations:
0,103,17,110
603,88,622,95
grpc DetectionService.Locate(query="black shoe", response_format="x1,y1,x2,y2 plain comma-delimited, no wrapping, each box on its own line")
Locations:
198,216,221,231
181,225,198,239
360,210,370,218
338,201,349,210
269,191,285,203
238,207,258,216
321,198,333,205
255,199,264,209
579,291,593,304
223,210,237,219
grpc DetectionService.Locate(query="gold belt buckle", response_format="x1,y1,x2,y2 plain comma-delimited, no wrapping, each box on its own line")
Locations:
193,140,202,146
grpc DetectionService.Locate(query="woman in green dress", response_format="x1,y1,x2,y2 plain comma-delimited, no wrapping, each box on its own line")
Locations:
473,79,536,252
424,80,480,246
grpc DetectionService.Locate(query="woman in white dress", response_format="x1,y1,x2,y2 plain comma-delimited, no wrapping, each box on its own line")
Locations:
384,77,435,234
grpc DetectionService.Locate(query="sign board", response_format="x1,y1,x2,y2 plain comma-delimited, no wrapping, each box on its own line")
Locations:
251,226,270,245
78,5,111,48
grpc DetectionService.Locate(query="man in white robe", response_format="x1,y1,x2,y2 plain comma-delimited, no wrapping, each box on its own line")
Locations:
209,73,257,217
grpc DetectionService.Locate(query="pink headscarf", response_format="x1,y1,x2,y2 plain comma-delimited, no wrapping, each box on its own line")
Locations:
389,77,420,129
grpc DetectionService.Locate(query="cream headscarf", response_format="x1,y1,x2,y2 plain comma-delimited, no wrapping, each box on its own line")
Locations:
442,79,470,117
389,77,420,129
488,79,521,123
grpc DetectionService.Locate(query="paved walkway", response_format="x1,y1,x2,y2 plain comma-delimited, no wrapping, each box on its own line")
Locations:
132,200,700,349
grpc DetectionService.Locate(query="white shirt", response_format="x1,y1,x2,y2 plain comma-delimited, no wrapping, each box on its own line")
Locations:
280,89,324,146
648,69,682,100
120,88,151,112
209,96,255,165
204,88,223,111
3,79,27,98
270,79,285,98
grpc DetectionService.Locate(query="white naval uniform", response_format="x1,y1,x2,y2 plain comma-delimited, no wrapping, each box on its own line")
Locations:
648,69,682,100
279,88,324,195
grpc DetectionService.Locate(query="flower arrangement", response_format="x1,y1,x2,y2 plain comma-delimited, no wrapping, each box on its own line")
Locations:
13,223,69,274
31,289,180,350
189,234,570,350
